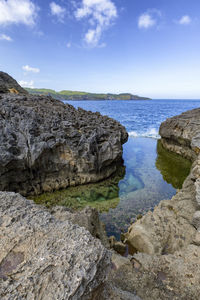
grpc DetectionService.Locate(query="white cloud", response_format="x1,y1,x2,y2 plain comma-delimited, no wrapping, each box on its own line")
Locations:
19,80,34,88
75,0,117,47
138,10,161,29
50,2,66,21
66,42,71,48
178,15,191,25
0,0,37,26
138,13,155,29
0,33,12,41
22,65,40,73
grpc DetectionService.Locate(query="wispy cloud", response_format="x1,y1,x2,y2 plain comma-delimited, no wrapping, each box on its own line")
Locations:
0,0,37,26
138,10,161,29
75,0,117,47
19,80,34,88
50,2,66,22
66,42,71,48
0,34,12,41
178,15,191,25
22,65,40,73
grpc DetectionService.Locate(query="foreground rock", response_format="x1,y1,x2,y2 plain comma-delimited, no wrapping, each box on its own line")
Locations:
122,108,200,299
0,73,127,196
0,192,111,300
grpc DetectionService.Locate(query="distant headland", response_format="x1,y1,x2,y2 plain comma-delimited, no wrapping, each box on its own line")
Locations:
25,88,151,101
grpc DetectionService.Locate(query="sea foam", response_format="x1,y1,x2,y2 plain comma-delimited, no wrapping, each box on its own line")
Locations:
128,128,160,139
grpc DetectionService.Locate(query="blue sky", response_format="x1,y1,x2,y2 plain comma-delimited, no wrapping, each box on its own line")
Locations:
0,0,200,98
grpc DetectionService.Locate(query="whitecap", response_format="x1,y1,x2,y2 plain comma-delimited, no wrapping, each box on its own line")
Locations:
128,128,160,139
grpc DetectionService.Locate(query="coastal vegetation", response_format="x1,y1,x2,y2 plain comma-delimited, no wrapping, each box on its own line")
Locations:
25,87,150,100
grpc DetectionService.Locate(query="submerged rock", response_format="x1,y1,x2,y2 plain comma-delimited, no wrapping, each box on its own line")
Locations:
0,73,128,196
0,192,111,300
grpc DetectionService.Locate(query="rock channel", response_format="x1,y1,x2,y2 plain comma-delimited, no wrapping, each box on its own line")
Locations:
1,72,200,299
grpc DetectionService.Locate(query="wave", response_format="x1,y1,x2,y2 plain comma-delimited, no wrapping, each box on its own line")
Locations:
128,128,160,139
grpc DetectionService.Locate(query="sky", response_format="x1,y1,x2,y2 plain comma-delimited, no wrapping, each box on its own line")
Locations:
0,0,200,99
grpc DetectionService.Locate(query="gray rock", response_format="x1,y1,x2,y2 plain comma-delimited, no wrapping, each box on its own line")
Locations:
195,178,200,207
159,108,200,160
0,71,28,94
0,192,111,300
50,205,109,248
192,211,200,229
0,87,127,196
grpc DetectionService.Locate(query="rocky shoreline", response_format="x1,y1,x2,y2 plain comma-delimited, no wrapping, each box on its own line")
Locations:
1,72,200,299
120,108,200,299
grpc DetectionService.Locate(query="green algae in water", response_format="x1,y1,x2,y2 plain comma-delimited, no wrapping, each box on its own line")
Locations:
33,166,125,212
156,140,192,189
33,137,192,241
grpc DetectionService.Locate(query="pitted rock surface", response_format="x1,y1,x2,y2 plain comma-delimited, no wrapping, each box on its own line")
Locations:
0,192,111,300
159,108,200,160
0,92,127,195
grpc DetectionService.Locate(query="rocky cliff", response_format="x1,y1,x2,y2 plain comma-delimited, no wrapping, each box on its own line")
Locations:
0,71,28,94
0,73,128,196
120,108,200,299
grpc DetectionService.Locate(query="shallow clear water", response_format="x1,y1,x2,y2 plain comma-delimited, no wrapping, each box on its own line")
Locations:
63,99,199,239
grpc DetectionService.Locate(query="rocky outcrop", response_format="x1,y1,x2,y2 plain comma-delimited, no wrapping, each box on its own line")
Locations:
0,72,28,94
0,192,111,300
0,80,127,196
159,108,200,160
121,108,200,299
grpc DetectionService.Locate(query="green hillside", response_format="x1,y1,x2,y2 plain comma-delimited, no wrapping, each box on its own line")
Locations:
25,88,150,100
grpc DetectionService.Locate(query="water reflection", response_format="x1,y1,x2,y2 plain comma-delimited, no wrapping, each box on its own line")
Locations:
100,137,191,240
156,140,191,189
33,165,125,212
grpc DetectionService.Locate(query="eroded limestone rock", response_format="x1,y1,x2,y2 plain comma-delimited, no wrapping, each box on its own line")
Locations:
0,89,127,196
0,192,111,300
159,108,200,160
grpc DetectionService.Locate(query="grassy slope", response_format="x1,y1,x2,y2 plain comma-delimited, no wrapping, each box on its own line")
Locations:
25,88,150,100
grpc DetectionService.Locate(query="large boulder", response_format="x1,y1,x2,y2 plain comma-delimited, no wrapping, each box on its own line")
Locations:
0,89,127,196
0,192,111,300
159,108,200,160
0,71,28,94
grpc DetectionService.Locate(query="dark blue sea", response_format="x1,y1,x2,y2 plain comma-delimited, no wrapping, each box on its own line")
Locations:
66,99,200,239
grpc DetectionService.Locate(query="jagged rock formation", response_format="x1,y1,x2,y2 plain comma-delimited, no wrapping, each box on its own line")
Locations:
0,73,127,196
0,71,28,94
121,108,200,299
159,108,200,160
0,192,111,300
